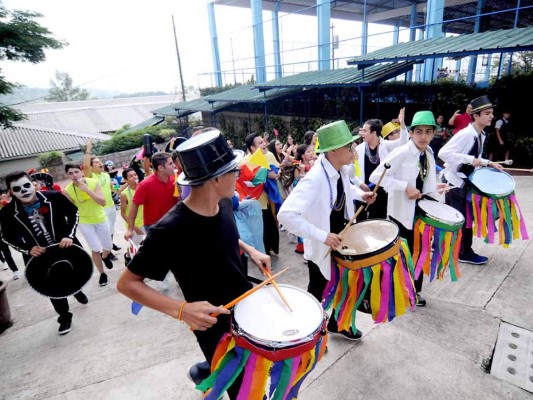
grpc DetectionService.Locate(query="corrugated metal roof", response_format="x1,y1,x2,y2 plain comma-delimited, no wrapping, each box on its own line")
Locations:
254,62,417,89
0,126,110,161
14,95,182,134
120,116,165,134
347,26,533,66
204,85,298,103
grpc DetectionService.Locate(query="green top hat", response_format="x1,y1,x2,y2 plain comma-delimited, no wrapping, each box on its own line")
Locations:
409,111,438,130
316,120,356,153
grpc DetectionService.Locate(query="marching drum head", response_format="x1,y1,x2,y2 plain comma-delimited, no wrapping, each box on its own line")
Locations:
417,199,464,228
469,168,515,198
233,285,324,348
336,219,399,258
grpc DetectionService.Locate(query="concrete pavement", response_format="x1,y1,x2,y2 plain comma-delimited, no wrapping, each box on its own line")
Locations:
1,175,532,399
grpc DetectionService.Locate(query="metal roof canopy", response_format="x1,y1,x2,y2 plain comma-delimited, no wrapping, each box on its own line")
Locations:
203,85,301,103
347,26,533,67
213,0,531,35
254,61,418,90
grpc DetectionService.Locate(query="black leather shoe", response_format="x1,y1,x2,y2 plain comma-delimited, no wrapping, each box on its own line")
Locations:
58,320,71,335
416,293,427,307
74,291,88,304
112,243,121,251
187,361,211,385
99,273,108,287
327,317,363,341
102,254,114,269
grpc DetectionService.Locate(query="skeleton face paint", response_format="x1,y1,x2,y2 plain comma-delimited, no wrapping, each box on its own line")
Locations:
10,177,37,204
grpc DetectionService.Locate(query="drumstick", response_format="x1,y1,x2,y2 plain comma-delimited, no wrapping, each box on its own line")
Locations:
210,268,288,317
323,163,391,260
492,159,513,165
503,167,533,173
259,264,292,312
422,186,459,196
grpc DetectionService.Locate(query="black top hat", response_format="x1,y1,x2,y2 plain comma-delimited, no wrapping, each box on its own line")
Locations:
470,95,496,114
176,130,244,186
25,244,93,299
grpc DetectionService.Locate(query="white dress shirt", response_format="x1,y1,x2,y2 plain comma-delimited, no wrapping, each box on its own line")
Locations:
355,127,409,183
278,154,365,280
369,140,438,230
438,123,488,188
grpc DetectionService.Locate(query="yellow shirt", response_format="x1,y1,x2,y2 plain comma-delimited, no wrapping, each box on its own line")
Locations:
65,178,107,224
124,187,144,228
91,172,114,208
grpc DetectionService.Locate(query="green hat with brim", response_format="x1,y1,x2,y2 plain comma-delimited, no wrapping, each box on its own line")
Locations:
316,120,356,153
408,111,438,130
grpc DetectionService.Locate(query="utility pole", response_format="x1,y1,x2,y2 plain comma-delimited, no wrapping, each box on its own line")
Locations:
172,15,187,102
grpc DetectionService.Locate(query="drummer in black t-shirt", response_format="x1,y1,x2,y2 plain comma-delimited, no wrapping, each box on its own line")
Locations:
117,130,271,398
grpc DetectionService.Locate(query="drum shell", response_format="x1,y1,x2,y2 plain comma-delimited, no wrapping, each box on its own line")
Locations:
333,219,400,270
232,285,326,360
416,200,464,232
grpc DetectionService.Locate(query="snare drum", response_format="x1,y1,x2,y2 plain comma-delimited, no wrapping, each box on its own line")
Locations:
200,285,328,400
467,168,528,246
413,200,464,282
324,219,416,326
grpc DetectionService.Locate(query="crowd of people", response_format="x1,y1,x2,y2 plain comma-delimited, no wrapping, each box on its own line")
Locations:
0,94,510,399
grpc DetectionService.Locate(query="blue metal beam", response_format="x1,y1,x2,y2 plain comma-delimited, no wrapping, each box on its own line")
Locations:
317,0,331,71
272,1,282,79
361,0,368,56
207,2,223,87
251,0,267,83
407,2,417,82
467,0,484,85
424,0,445,82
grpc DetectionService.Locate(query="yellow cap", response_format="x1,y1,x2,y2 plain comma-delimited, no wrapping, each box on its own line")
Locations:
382,122,400,139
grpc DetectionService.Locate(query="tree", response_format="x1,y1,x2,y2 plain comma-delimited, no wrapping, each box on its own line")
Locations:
46,71,90,102
0,2,65,127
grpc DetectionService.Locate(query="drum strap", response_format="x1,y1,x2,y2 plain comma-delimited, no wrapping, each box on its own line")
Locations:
334,240,401,270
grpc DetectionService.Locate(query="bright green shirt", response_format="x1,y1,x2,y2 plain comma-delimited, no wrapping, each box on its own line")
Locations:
65,178,107,224
91,172,114,208
124,186,144,228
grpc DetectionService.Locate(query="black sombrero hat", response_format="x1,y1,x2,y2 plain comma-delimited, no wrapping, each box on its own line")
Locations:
30,172,55,190
25,244,93,299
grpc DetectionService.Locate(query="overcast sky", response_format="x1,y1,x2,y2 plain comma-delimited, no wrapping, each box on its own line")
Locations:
2,0,401,94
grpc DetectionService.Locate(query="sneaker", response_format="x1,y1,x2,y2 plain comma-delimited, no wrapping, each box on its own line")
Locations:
99,273,108,287
74,291,89,304
112,243,121,251
102,254,114,269
458,252,488,265
2,264,8,270
110,253,118,261
327,318,363,341
187,361,211,386
13,271,20,280
58,320,72,335
416,293,427,307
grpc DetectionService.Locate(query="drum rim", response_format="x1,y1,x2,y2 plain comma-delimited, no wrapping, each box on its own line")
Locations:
416,200,464,230
334,218,400,260
232,284,325,349
468,167,515,198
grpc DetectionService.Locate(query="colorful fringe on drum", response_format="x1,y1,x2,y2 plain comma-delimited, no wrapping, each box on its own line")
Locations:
197,333,328,400
324,240,416,328
466,192,529,247
412,219,462,283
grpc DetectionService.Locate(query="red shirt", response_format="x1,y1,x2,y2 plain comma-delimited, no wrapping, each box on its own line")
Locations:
133,173,178,225
452,113,472,135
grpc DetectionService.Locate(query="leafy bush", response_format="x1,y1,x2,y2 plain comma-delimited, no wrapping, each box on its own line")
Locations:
38,151,64,167
92,126,177,155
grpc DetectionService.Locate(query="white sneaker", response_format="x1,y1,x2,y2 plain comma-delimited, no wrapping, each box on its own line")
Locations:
2,264,8,270
13,271,20,280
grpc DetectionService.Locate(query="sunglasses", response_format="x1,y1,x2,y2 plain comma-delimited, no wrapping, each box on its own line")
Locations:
226,168,241,178
11,182,32,192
